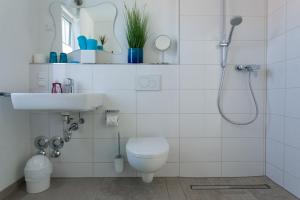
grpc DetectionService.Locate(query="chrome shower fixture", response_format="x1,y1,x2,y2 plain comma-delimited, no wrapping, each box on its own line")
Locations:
74,0,83,6
235,64,261,72
219,16,243,47
218,13,259,125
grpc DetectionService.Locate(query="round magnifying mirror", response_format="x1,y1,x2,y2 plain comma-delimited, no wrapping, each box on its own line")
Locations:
154,35,172,64
155,35,171,51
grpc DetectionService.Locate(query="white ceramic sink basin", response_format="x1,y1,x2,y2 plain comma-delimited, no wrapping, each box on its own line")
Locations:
11,93,104,112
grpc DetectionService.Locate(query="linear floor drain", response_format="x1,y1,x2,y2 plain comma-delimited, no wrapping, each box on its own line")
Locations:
191,184,271,190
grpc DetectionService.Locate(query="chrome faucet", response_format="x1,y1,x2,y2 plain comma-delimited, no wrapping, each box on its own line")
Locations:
63,78,74,93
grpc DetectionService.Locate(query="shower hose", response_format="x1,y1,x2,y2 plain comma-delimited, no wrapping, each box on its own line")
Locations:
217,68,259,125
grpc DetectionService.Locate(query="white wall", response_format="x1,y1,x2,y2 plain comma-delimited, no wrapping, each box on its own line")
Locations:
267,0,300,198
29,0,266,178
0,0,35,192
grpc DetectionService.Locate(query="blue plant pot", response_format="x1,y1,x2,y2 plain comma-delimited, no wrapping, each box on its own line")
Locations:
128,48,143,63
97,45,103,51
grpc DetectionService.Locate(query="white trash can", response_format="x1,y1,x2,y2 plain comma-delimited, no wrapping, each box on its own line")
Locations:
24,155,53,193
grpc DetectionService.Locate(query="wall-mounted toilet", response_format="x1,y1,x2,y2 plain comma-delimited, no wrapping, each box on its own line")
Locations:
126,137,169,183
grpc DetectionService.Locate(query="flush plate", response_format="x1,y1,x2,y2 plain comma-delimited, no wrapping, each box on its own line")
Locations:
136,75,161,91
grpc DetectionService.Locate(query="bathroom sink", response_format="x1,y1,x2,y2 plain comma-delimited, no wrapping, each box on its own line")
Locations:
11,93,104,112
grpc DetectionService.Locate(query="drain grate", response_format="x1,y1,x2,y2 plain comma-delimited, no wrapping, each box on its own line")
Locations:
191,184,271,190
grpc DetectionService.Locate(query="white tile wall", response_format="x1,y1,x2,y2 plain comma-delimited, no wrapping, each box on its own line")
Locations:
29,0,266,179
267,0,300,198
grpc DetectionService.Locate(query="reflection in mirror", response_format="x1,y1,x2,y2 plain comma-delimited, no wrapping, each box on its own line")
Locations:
61,1,122,54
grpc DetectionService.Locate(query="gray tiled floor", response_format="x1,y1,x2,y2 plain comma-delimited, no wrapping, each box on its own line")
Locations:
6,177,299,200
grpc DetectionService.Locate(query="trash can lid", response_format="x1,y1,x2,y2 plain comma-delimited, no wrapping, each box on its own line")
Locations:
24,155,53,172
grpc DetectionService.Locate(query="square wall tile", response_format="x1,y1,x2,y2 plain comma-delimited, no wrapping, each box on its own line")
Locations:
180,114,221,138
52,163,93,177
180,16,220,41
93,65,136,90
227,41,266,65
286,88,300,118
180,138,221,162
266,114,284,142
54,139,93,163
180,41,219,65
180,0,220,15
226,0,266,17
137,91,179,114
222,138,264,162
285,117,300,149
268,6,285,40
222,90,265,114
180,162,221,177
266,139,284,169
222,114,265,138
266,163,284,186
287,27,300,60
180,65,220,90
286,58,300,88
267,89,285,115
180,91,218,114
30,112,49,138
268,0,285,15
267,62,286,90
137,114,179,138
285,146,300,179
222,162,264,177
267,35,285,64
287,0,300,30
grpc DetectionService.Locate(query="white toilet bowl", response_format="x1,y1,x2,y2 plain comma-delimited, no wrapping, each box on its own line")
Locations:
126,137,169,183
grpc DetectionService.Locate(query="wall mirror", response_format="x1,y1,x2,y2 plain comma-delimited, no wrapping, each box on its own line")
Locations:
60,0,122,54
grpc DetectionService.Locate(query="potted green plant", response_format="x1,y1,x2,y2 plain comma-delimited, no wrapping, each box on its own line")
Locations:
98,35,107,51
125,3,149,63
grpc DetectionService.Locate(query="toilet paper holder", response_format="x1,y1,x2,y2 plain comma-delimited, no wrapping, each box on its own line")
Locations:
106,110,120,127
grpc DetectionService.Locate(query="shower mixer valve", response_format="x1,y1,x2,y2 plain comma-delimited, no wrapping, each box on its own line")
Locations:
235,64,261,72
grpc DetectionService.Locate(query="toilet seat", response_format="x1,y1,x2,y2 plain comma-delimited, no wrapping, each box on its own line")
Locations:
126,137,169,159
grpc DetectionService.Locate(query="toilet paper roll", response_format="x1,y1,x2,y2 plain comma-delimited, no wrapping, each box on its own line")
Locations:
106,112,119,127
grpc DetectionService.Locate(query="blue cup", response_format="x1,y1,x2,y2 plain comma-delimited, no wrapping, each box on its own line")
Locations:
77,35,87,50
59,53,68,63
128,48,143,63
87,39,98,50
49,52,58,63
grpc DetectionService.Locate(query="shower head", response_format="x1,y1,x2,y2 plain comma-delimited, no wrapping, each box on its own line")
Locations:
224,16,243,46
74,0,83,6
230,16,243,26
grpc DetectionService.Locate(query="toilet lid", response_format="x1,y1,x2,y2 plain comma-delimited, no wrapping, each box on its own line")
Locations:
126,137,169,158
